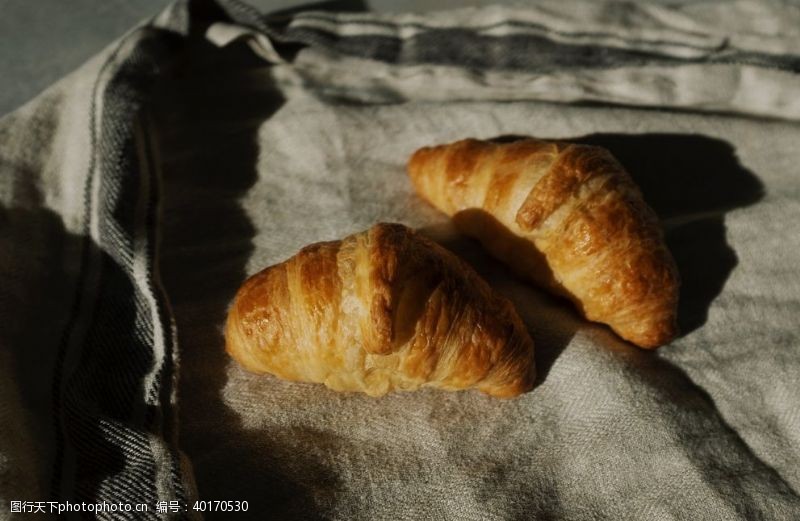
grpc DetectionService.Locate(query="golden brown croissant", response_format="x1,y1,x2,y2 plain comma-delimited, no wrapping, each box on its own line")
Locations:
408,138,679,348
225,223,535,397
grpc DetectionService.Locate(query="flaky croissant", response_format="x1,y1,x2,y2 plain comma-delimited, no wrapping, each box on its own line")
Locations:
408,138,679,348
225,223,535,397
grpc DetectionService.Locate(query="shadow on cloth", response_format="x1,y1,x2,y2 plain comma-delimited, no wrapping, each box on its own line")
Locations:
154,32,337,519
1,205,81,502
422,217,797,518
1,203,190,505
499,330,800,519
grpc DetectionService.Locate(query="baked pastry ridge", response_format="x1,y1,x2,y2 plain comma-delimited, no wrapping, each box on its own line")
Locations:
408,138,679,348
225,223,536,397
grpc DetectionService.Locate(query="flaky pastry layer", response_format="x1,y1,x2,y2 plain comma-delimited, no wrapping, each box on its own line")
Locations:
226,223,536,397
408,138,680,348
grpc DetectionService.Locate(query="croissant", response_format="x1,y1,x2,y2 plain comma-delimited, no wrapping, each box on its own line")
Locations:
407,138,679,348
225,223,535,397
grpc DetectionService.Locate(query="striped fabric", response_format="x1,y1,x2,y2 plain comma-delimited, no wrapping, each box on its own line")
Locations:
1,0,799,518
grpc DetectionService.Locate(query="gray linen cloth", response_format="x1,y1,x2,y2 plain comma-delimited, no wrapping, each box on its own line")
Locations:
1,0,799,519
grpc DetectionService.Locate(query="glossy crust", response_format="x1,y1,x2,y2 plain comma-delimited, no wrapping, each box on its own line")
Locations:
225,223,536,397
407,138,680,348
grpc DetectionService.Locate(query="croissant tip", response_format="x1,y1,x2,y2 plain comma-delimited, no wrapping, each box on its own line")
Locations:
626,320,680,349
407,147,431,179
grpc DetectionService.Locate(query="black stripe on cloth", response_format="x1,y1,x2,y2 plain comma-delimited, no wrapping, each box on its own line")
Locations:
140,108,190,510
288,14,718,51
49,26,132,505
276,25,800,73
50,24,192,518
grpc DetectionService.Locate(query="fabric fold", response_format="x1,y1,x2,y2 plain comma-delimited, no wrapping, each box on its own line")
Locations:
1,0,799,519
227,0,800,119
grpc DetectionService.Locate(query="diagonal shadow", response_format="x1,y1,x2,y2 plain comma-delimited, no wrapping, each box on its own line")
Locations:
1,204,82,504
503,331,800,519
153,29,340,519
422,212,799,518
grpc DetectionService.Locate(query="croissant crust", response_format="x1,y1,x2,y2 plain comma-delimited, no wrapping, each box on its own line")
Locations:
225,223,536,397
408,138,680,348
